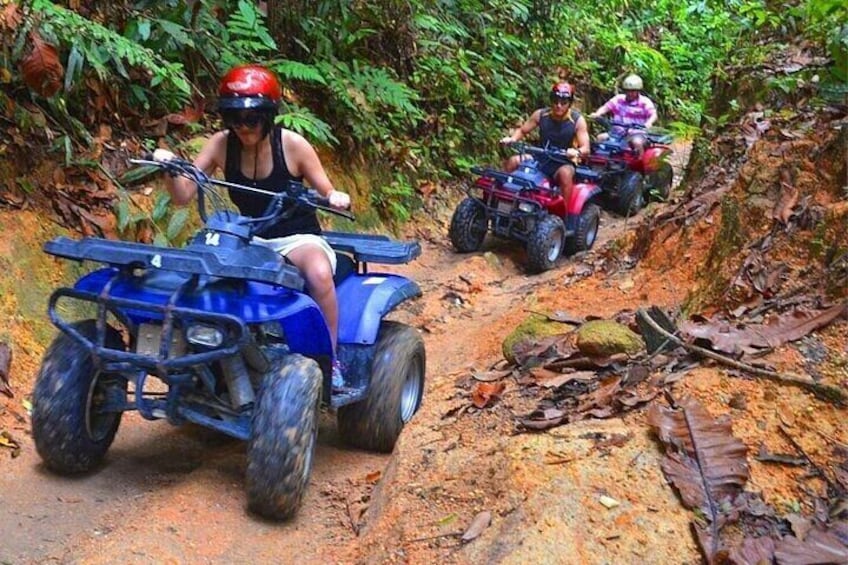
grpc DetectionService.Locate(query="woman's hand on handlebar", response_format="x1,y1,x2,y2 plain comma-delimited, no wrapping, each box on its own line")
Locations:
153,148,177,163
327,189,351,210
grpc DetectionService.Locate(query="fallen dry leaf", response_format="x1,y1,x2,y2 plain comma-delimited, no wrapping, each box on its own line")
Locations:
471,381,505,409
772,181,799,224
0,430,21,458
461,511,492,543
599,495,620,509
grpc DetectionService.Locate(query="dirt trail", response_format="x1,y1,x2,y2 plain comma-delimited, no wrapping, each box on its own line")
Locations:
0,239,549,558
0,140,760,565
0,202,666,564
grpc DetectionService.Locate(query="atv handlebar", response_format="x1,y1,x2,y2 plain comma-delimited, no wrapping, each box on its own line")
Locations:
131,156,356,227
507,141,577,164
589,116,646,131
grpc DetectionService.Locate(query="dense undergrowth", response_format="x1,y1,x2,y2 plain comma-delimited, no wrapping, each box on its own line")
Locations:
0,0,845,234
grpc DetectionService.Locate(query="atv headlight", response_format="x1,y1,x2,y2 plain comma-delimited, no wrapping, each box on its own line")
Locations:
518,201,536,213
186,324,224,347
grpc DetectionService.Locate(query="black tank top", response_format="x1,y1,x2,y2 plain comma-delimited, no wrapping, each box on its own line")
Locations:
538,109,581,150
225,127,321,238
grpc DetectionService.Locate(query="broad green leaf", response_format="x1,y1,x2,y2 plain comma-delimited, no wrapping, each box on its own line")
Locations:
166,208,189,240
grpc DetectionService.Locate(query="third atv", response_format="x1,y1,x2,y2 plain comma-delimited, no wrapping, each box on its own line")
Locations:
587,117,674,216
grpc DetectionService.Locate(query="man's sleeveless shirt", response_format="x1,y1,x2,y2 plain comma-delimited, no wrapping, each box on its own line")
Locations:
538,108,582,149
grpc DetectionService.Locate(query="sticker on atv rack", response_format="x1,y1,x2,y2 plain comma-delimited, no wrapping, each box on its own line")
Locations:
363,277,386,285
205,232,221,246
151,254,162,268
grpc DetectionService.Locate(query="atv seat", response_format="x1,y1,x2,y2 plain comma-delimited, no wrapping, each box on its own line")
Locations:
324,232,421,265
574,166,602,182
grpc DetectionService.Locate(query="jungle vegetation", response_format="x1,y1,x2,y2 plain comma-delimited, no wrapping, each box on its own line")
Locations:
1,0,845,225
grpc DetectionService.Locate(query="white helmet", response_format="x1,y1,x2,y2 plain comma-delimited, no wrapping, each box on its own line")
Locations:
622,74,643,91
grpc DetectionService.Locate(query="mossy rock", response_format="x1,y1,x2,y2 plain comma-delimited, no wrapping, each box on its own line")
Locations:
575,320,642,358
502,314,564,365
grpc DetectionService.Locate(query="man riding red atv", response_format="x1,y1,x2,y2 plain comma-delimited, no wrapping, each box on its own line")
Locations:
449,141,602,273
587,74,674,215
586,117,674,216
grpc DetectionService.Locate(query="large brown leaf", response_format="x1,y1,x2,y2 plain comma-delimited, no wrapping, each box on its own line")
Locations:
20,33,64,98
679,303,847,355
774,527,848,564
648,397,750,560
727,536,776,565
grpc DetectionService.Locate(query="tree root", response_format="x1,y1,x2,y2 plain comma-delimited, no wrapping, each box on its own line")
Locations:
636,308,848,407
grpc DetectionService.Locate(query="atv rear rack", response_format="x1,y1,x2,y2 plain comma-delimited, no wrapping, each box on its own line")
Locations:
45,236,304,288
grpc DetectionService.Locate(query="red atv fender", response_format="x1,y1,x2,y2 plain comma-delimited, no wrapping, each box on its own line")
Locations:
565,181,603,216
641,145,671,174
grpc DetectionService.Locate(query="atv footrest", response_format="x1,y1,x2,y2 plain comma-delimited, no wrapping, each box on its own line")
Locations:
324,232,421,264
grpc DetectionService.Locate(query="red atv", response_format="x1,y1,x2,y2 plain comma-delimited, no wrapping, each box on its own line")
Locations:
449,142,602,273
587,117,674,216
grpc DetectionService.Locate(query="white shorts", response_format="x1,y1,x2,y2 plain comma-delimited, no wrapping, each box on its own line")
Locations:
253,233,337,274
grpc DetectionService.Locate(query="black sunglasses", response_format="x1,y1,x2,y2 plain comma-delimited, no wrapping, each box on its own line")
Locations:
223,111,265,129
550,95,572,105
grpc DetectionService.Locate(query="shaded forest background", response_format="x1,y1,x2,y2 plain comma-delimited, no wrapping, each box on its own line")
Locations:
0,0,845,234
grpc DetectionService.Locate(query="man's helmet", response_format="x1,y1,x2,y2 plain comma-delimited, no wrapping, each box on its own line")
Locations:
550,81,574,101
621,74,643,91
217,64,282,112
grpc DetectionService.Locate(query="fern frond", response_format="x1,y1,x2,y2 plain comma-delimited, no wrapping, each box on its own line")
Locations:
225,0,276,55
276,105,339,146
269,60,327,85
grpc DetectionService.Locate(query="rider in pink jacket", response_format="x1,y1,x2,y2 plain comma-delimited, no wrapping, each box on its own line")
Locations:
590,74,657,156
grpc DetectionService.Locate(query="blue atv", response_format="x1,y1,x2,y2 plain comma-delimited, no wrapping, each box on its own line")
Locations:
31,156,426,520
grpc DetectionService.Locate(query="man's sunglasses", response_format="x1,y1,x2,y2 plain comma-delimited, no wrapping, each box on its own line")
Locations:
223,111,266,129
550,96,572,105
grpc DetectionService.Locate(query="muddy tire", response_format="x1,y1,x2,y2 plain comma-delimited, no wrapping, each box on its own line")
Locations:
449,197,488,252
338,322,425,452
32,320,127,474
565,203,601,256
526,214,565,273
612,171,645,216
246,353,322,521
646,162,673,201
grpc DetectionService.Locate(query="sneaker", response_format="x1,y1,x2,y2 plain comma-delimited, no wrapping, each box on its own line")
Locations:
331,359,345,389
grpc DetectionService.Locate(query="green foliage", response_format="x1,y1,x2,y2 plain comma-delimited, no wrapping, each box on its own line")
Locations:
275,104,338,146
315,59,423,146
804,0,848,81
30,0,191,108
226,0,276,56
270,60,328,85
370,174,417,224
6,0,838,228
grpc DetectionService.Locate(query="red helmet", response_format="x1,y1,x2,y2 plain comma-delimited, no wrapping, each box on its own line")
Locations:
550,81,574,101
217,64,282,112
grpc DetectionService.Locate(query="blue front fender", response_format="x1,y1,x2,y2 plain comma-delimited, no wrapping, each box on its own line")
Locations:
337,273,421,345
